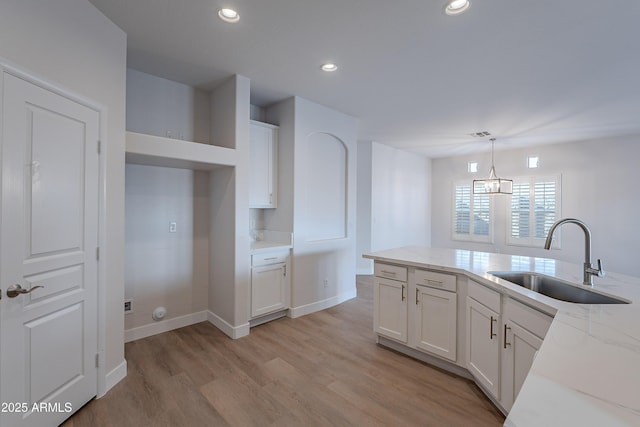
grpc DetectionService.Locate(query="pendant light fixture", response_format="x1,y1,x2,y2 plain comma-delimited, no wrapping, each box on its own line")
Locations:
473,138,513,195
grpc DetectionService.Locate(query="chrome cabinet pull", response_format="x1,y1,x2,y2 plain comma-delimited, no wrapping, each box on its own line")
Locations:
416,289,420,305
381,270,397,276
490,316,497,339
425,279,443,286
7,284,44,298
504,324,512,349
401,285,406,301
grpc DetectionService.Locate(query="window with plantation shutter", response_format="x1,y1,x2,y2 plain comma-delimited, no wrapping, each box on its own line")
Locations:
453,182,493,243
507,175,561,247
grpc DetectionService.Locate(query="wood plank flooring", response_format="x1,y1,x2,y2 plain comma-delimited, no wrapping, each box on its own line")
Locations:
63,276,504,426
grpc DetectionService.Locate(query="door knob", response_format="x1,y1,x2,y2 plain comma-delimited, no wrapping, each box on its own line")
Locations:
6,284,44,298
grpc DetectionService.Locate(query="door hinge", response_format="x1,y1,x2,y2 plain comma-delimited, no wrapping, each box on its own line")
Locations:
96,247,100,261
97,140,101,154
95,353,99,368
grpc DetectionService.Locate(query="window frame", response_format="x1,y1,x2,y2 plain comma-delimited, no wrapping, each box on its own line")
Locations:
506,174,562,248
452,180,494,244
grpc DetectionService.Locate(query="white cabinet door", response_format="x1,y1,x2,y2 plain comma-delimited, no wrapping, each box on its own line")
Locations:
500,320,543,411
374,277,407,343
251,263,287,317
249,121,277,208
501,299,552,411
414,285,457,361
467,296,501,398
0,73,100,427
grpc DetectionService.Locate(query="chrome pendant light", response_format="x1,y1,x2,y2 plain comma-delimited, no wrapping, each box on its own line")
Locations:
473,138,513,195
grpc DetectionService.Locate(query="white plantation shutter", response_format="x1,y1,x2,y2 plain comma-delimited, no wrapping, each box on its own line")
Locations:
455,185,471,234
508,176,561,247
453,182,492,242
534,181,557,238
473,182,490,237
511,183,530,239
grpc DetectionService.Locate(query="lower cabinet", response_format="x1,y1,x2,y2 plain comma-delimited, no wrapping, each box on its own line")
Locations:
374,276,408,343
373,264,555,415
414,285,457,361
374,262,458,361
466,294,501,397
500,298,552,411
466,279,552,412
251,250,290,318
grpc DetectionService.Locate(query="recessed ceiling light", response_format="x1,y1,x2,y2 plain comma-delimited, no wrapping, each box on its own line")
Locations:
321,63,338,72
444,0,470,15
218,8,240,23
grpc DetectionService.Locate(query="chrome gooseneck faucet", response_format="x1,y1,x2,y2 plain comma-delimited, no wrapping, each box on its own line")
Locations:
544,218,604,286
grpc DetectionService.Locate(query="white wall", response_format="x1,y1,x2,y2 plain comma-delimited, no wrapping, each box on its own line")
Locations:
356,141,373,274
0,0,127,392
124,165,209,333
356,141,432,274
431,135,640,277
208,76,251,335
125,70,211,335
266,97,358,315
264,99,295,233
127,69,210,143
126,71,252,338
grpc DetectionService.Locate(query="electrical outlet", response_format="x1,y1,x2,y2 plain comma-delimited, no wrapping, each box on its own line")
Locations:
169,222,177,233
323,279,328,288
124,299,133,314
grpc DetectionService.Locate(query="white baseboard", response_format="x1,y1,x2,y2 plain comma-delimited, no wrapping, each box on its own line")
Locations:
99,359,127,397
207,310,250,339
289,288,357,318
124,311,207,343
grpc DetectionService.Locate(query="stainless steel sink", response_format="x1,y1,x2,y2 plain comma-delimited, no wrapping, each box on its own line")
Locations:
488,271,629,304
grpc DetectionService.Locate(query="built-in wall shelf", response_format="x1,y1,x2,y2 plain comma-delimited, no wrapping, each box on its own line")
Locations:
125,131,236,170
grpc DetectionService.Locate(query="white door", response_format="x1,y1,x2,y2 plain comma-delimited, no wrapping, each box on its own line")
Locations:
374,278,407,343
251,263,287,318
248,121,276,208
500,320,543,411
466,297,501,398
414,285,457,361
0,72,100,427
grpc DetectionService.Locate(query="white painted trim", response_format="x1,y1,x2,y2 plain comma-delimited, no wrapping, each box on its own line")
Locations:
249,309,288,328
289,289,357,318
124,311,207,343
99,360,127,398
206,310,250,339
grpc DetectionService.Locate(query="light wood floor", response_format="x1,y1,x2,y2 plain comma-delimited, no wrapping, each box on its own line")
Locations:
63,276,504,426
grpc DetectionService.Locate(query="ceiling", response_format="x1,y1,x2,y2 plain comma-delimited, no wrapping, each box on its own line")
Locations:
88,0,640,158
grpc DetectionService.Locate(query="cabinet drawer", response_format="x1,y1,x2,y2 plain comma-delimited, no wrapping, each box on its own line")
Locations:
468,280,501,313
415,269,456,292
374,263,407,282
252,251,289,267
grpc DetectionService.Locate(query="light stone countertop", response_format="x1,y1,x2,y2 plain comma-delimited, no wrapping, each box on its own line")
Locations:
250,240,292,254
250,230,293,254
363,246,640,427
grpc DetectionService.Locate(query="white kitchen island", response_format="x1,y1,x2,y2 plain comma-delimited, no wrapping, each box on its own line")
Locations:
363,247,640,427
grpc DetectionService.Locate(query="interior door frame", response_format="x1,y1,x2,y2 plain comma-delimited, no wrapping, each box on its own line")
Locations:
0,58,109,398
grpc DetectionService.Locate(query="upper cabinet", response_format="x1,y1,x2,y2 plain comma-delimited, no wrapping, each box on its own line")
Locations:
249,120,278,208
